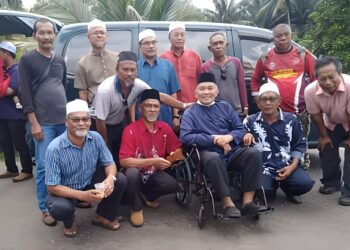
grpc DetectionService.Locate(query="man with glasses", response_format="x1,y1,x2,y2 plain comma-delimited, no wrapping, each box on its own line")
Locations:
19,18,67,226
201,32,248,117
45,99,127,237
74,19,118,130
137,29,181,129
243,83,314,204
251,23,316,171
94,51,190,168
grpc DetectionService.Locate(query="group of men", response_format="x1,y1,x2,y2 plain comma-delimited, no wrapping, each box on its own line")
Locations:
0,17,349,238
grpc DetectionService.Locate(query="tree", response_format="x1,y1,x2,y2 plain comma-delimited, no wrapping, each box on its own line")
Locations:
0,0,22,10
306,0,350,73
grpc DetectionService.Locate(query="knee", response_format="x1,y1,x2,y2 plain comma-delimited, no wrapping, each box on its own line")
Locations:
47,198,74,219
116,172,127,191
125,168,141,184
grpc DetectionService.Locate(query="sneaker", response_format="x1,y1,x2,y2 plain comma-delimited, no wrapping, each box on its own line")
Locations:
0,171,19,179
338,195,350,206
319,186,341,195
130,210,144,227
241,202,264,216
42,212,57,226
12,172,33,183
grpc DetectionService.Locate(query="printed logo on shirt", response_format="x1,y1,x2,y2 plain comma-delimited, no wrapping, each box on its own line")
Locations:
271,69,297,79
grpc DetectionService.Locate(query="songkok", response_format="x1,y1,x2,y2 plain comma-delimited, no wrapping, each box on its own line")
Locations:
258,83,280,96
197,72,216,84
139,29,156,42
118,51,137,63
140,89,160,103
88,19,106,32
0,41,16,54
169,22,185,34
66,99,89,116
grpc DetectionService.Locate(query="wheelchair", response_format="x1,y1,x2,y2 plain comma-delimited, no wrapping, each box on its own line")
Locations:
169,145,274,229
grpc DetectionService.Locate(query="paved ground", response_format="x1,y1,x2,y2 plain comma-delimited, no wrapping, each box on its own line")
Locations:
0,149,348,250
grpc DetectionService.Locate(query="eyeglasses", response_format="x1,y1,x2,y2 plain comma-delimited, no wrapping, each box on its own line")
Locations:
259,97,279,103
67,116,91,123
220,67,226,80
91,31,106,36
140,40,157,46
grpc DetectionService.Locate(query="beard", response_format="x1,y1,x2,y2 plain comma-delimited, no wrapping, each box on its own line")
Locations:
75,129,88,137
145,113,158,122
124,79,134,87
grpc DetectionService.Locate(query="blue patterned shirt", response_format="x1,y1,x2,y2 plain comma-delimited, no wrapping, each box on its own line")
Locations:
45,131,114,190
243,109,306,177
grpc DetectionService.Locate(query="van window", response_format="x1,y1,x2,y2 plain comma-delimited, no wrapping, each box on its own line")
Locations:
64,30,132,75
241,39,274,77
153,30,217,62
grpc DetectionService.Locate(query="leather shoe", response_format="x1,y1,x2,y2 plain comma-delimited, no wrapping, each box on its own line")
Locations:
42,212,57,226
0,171,18,179
286,195,303,204
91,213,120,231
222,206,241,219
319,186,341,195
12,172,33,182
140,193,160,209
241,202,263,216
338,195,350,206
130,210,144,227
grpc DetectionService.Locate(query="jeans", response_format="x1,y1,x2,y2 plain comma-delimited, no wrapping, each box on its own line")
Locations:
34,124,65,212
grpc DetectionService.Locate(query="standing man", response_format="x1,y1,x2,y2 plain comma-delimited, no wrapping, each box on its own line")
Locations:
119,89,181,227
137,29,181,128
160,22,202,103
201,32,248,116
95,51,189,167
304,56,350,206
251,23,316,170
74,19,118,130
243,83,314,204
19,18,67,226
0,41,33,182
45,99,127,237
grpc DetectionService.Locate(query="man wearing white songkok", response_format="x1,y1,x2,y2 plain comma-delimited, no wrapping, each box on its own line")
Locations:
45,99,127,237
243,83,314,204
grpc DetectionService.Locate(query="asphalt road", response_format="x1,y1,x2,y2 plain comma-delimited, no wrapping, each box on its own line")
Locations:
0,149,348,250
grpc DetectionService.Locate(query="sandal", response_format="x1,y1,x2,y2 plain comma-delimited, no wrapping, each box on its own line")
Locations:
63,223,77,238
91,214,120,231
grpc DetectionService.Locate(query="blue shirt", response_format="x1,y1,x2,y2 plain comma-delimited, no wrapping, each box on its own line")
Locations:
180,101,246,160
137,57,180,125
243,110,306,177
0,64,25,120
45,131,114,190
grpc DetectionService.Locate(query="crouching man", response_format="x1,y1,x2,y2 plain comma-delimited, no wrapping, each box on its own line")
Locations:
45,99,127,237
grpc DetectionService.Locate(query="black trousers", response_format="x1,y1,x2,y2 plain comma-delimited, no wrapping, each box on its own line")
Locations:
107,120,127,169
200,147,262,200
0,119,32,174
123,167,179,211
46,170,127,228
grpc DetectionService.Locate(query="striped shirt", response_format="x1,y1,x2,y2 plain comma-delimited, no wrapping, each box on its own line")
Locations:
45,131,114,190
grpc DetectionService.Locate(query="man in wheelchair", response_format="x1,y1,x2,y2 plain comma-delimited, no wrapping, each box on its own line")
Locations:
119,89,181,227
180,72,265,219
243,83,314,204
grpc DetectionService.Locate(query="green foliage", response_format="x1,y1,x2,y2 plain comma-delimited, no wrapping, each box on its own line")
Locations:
0,0,23,10
306,0,350,73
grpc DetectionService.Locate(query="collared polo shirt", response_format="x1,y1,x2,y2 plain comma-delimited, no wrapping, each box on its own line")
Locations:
160,48,202,102
243,109,306,176
305,74,350,131
45,131,114,190
119,119,181,170
137,57,180,125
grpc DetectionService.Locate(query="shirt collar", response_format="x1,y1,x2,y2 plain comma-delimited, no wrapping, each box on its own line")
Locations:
61,131,93,149
140,56,158,66
196,100,216,106
256,108,284,121
138,119,162,134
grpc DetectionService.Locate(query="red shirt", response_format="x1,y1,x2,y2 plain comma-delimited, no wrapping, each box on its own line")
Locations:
251,47,316,114
119,119,181,170
160,49,202,102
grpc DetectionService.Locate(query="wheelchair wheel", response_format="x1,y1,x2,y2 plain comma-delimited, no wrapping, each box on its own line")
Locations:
198,205,206,229
173,158,193,208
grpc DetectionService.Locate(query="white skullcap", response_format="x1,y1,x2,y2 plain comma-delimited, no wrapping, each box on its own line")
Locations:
139,29,156,42
0,41,16,54
259,83,280,96
169,22,185,34
66,99,89,116
88,19,106,33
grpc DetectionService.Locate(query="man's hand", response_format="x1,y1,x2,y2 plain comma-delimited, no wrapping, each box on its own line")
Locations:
223,143,232,155
82,190,104,203
153,157,172,170
243,133,255,146
318,136,332,151
213,135,233,147
32,123,43,141
102,175,115,198
276,166,294,181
